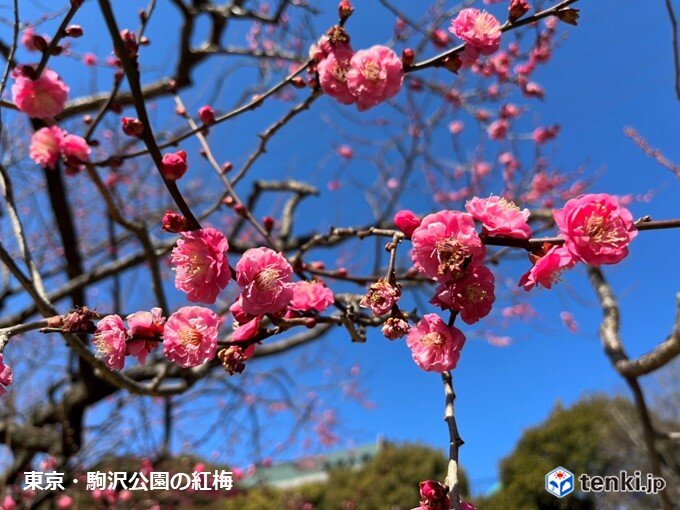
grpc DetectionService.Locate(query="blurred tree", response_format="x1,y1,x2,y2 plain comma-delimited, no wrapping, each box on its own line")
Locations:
221,442,469,510
476,395,679,510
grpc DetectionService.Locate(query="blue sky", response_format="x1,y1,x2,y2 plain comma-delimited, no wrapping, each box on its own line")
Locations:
5,0,680,498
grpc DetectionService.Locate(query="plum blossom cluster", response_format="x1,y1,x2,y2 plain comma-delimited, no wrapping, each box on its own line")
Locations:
166,225,335,368
313,26,404,111
519,193,637,290
92,306,222,370
363,193,636,374
29,126,90,172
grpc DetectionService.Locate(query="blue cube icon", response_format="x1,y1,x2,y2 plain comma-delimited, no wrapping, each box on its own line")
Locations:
545,467,574,498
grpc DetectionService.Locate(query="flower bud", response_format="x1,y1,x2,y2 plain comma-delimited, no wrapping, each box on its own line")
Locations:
509,0,531,23
393,209,421,237
161,150,188,180
118,29,139,59
198,105,216,125
162,210,187,233
401,48,415,67
338,0,354,21
121,117,144,137
65,25,83,38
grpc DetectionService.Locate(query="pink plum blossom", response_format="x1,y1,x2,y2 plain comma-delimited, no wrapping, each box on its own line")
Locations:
359,278,401,316
406,314,466,372
289,280,334,312
465,195,532,239
449,9,502,61
29,126,63,169
411,210,486,281
126,308,166,364
12,67,69,119
346,45,404,111
0,354,13,395
171,227,231,304
235,247,294,315
60,132,91,171
553,193,637,265
431,264,495,324
317,45,356,105
93,315,127,370
518,245,577,290
163,306,220,367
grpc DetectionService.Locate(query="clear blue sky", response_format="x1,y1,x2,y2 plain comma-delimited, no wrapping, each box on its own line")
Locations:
7,0,680,498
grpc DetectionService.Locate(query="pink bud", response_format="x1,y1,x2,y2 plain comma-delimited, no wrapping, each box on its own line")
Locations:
161,150,188,180
393,209,421,237
198,105,216,125
162,210,187,233
121,117,144,137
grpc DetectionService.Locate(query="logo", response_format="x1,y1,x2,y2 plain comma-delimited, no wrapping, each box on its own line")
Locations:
546,467,574,498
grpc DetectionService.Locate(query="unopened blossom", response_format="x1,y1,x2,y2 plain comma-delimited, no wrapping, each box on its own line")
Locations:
449,9,502,60
560,311,579,333
162,210,187,233
235,247,295,315
431,29,450,49
346,45,404,110
317,45,356,105
161,150,188,180
29,126,63,169
416,480,450,510
93,314,127,370
22,27,42,51
121,117,144,137
532,125,559,143
12,67,69,119
56,495,73,509
411,210,486,281
394,209,421,237
232,316,262,342
465,195,532,239
289,280,334,313
198,105,216,125
509,0,531,22
381,314,410,340
487,119,508,140
518,245,577,290
449,120,464,134
336,145,354,159
431,264,495,324
360,278,401,316
406,314,466,372
163,306,220,367
83,53,98,66
0,354,13,395
553,193,637,265
171,227,231,304
126,308,165,364
2,496,17,510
